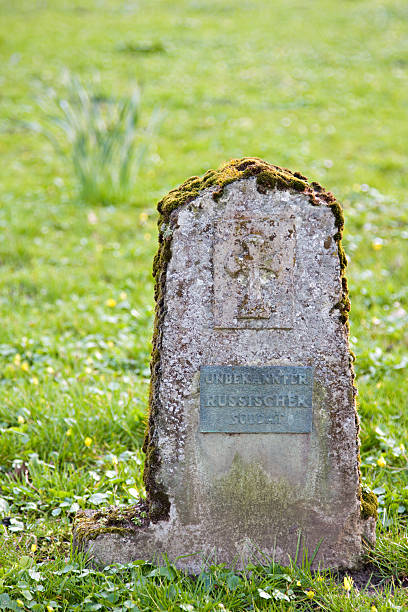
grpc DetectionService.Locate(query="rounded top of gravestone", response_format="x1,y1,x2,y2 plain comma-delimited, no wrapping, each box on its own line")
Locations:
157,157,342,227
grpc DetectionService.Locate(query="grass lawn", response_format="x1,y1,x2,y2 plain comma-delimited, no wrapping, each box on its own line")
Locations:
0,0,407,609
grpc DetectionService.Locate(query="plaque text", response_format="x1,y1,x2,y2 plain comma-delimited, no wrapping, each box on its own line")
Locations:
200,366,313,433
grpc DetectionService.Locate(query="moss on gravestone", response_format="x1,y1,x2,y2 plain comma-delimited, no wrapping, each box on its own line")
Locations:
73,502,149,548
361,485,379,520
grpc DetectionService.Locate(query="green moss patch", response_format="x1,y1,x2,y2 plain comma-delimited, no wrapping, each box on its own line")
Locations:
361,485,379,520
157,157,311,224
211,454,294,532
73,501,149,548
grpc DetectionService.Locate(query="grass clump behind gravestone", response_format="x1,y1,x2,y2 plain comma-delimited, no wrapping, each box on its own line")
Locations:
32,73,160,206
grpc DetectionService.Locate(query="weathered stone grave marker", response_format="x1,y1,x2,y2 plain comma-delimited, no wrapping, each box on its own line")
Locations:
74,157,377,570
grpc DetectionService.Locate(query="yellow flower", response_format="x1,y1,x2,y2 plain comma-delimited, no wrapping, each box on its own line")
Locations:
139,212,148,224
296,580,301,586
31,543,37,553
17,415,25,425
399,443,405,451
105,298,117,308
47,366,54,374
370,606,378,612
107,341,114,348
305,590,315,599
13,353,21,365
372,240,383,251
84,436,93,448
85,367,93,374
16,600,24,607
31,377,39,385
119,291,127,300
66,428,72,437
343,575,353,591
21,361,29,372
316,575,324,582
377,456,386,468
46,607,54,612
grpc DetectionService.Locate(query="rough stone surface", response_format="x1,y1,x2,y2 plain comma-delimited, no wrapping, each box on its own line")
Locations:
74,164,376,571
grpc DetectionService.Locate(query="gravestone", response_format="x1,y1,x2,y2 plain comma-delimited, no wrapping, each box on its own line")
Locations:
74,158,377,570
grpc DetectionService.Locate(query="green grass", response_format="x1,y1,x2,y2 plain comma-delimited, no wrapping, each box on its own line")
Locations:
0,0,407,609
29,73,160,205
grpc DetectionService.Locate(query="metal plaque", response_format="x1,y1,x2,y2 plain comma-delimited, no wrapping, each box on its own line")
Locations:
200,366,313,433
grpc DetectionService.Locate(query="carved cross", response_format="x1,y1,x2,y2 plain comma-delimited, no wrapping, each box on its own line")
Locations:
225,232,281,319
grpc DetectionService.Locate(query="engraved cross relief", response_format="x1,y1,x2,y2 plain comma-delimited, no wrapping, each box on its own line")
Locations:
213,217,296,329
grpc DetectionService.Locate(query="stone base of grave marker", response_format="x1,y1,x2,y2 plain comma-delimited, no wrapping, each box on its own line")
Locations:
73,158,377,571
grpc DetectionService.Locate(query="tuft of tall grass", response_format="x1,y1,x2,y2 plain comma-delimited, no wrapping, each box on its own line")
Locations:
31,73,160,205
